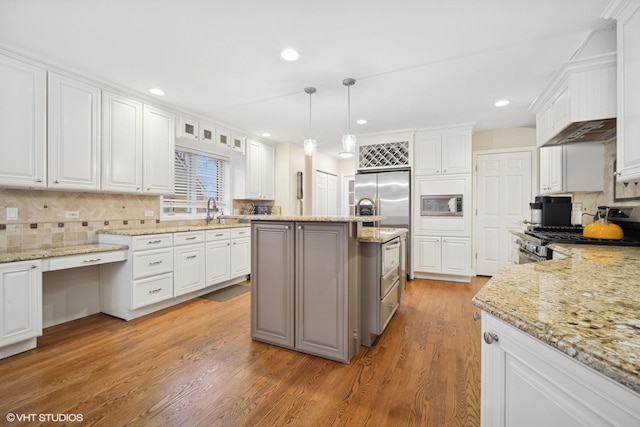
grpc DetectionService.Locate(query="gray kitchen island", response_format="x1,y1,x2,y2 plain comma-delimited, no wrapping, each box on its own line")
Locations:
220,215,385,363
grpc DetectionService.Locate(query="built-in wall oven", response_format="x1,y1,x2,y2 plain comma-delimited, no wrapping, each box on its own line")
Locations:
420,194,463,216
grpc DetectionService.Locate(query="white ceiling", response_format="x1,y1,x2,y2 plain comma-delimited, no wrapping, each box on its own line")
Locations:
0,0,613,157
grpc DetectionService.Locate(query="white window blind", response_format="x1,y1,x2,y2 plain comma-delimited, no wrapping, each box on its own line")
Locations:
163,150,229,217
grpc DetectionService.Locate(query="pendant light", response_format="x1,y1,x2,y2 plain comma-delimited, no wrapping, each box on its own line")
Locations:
303,87,317,156
340,78,356,158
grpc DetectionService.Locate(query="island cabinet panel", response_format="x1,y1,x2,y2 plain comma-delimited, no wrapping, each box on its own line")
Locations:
251,221,353,363
251,222,295,349
295,223,347,361
481,312,640,427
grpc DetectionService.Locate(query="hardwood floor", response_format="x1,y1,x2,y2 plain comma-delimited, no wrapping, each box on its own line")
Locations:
0,277,488,426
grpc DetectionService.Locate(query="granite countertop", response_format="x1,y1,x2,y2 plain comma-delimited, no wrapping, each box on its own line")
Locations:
0,243,129,264
98,222,250,236
220,214,385,222
358,227,408,243
472,244,640,394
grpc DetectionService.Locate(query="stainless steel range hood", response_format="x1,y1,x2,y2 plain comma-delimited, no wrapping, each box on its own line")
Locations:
543,117,616,146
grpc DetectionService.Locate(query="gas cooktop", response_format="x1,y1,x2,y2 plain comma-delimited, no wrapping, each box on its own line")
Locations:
525,225,640,247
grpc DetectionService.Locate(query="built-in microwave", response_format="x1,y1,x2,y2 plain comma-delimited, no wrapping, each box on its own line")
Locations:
420,194,463,216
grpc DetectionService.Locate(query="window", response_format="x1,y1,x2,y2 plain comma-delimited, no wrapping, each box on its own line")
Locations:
163,149,229,219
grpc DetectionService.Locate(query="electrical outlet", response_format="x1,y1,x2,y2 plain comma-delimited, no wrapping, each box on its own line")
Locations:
144,211,155,217
6,207,18,221
65,211,80,218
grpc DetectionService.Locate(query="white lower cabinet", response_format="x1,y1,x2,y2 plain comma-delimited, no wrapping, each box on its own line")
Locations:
206,241,231,285
0,260,42,359
99,227,250,320
230,228,251,277
173,231,205,297
99,233,174,320
414,236,471,278
481,312,640,427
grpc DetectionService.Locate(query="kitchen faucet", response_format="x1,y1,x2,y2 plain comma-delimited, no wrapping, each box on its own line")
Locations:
206,197,218,225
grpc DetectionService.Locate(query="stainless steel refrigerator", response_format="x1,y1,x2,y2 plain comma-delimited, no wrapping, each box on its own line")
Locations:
355,170,411,276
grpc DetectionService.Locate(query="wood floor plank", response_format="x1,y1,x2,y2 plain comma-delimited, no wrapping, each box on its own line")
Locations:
0,277,487,426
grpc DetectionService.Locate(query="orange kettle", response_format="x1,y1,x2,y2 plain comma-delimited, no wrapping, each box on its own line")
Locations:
583,206,624,240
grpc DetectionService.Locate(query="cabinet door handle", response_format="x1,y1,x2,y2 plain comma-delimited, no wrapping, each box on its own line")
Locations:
186,236,197,240
36,179,42,183
285,226,290,230
149,260,163,265
483,332,499,344
215,233,224,237
82,258,102,263
148,288,162,294
473,312,481,321
385,243,400,250
186,255,197,259
31,265,38,269
148,240,162,244
298,226,303,230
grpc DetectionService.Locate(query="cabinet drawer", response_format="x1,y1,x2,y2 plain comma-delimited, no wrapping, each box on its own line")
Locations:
132,248,174,279
45,250,126,272
382,238,400,275
132,234,173,251
381,265,399,298
379,281,399,332
132,272,173,309
206,229,231,241
174,231,205,246
230,228,251,239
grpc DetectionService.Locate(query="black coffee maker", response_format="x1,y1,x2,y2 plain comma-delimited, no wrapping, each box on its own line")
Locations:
535,196,572,226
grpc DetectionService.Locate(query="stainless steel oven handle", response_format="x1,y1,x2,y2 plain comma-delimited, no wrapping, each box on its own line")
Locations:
519,249,545,263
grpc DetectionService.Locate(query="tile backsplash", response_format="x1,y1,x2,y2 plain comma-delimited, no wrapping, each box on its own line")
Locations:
0,189,281,251
0,189,163,251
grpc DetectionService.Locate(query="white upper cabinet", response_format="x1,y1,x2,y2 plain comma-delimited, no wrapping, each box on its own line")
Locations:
539,143,605,194
0,54,47,188
607,0,640,182
177,115,199,141
143,105,175,194
231,134,245,153
101,91,143,193
216,128,231,150
48,72,101,190
414,126,472,175
245,139,275,200
200,121,216,144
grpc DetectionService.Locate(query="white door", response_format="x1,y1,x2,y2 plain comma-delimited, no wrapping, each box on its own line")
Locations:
342,174,355,216
475,150,533,276
327,174,337,215
315,171,328,215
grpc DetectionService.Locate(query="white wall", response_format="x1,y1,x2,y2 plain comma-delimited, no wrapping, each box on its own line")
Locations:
274,143,306,215
473,127,536,151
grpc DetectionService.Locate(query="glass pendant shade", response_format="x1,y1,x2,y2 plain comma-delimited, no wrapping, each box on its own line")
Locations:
342,134,356,152
304,138,317,156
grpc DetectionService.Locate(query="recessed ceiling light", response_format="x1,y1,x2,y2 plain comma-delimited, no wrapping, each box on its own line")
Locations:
148,88,165,96
356,119,368,125
494,99,510,107
281,48,300,61
261,132,271,137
